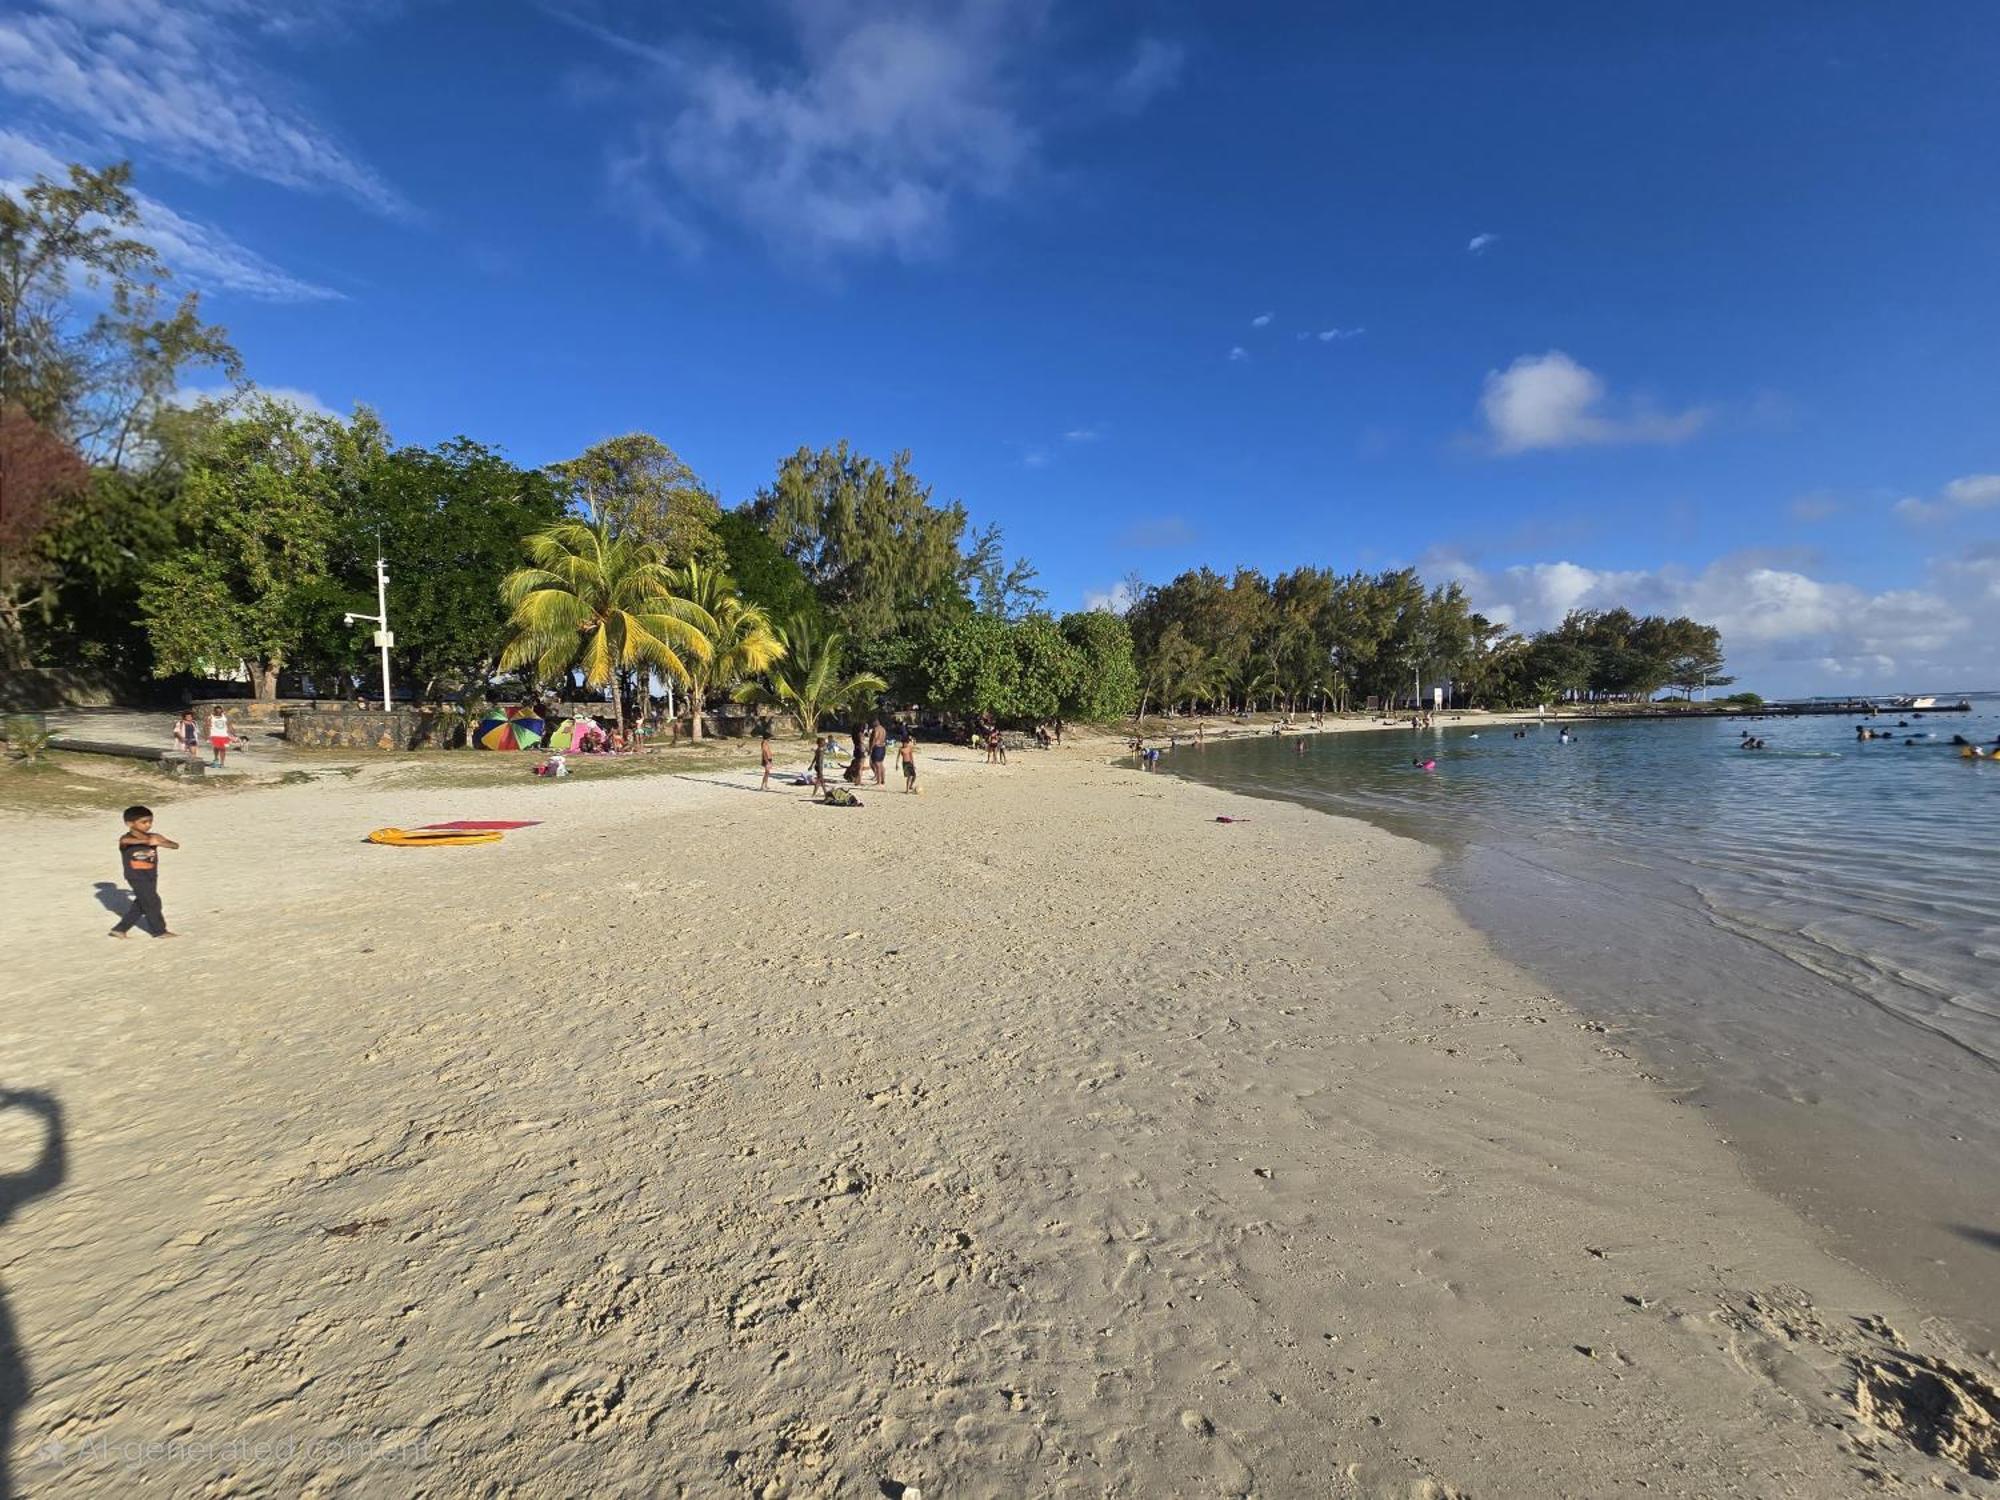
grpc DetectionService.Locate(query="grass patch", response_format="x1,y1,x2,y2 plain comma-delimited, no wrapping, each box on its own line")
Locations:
0,753,195,817
376,746,758,792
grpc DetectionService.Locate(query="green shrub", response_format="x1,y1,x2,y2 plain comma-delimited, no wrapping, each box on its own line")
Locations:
2,713,53,763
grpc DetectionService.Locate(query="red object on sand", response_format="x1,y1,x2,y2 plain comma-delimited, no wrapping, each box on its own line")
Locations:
1214,816,1249,824
419,820,543,830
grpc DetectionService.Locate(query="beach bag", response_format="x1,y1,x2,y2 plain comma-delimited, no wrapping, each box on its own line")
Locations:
823,786,861,807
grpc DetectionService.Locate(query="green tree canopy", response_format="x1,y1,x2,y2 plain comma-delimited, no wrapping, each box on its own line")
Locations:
1,158,238,668
750,442,976,649
549,433,724,568
714,505,825,635
326,438,566,699
138,397,380,699
1058,610,1139,720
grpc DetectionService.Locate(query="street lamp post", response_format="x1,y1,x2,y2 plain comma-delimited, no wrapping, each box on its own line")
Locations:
343,555,394,710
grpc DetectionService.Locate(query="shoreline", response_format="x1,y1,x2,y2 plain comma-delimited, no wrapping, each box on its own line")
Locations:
3,746,1996,1494
1157,718,2000,1358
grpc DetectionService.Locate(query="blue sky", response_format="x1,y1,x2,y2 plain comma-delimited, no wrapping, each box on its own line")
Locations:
3,0,1995,693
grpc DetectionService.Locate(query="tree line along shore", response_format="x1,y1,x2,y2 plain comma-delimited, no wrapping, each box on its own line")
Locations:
7,160,1732,741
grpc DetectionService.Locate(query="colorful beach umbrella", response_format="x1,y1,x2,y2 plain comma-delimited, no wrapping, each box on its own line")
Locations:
473,714,520,751
473,709,547,750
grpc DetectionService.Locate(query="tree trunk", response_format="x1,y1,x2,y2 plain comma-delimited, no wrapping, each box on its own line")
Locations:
688,685,705,741
608,671,624,740
249,657,281,702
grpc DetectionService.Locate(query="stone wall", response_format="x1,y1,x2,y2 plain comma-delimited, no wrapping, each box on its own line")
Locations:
280,707,467,751
0,667,126,710
192,698,303,727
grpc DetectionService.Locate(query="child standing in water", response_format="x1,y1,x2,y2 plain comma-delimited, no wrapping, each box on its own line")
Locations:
109,805,179,939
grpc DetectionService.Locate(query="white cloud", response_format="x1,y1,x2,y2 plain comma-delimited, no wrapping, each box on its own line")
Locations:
1251,312,1272,328
1084,580,1137,614
0,129,339,301
1228,345,1249,362
1062,427,1098,442
1022,446,1050,469
1788,492,1842,523
591,3,1182,263
1430,550,1985,692
1110,37,1185,113
1468,232,1497,254
1943,474,2000,508
0,0,404,214
1317,326,1364,342
1940,542,2000,605
1893,473,2000,523
1479,350,1709,455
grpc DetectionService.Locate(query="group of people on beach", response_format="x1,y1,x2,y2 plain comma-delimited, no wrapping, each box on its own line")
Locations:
772,718,920,801
171,708,236,768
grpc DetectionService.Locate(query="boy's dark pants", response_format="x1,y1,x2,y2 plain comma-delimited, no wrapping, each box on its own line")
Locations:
113,876,165,935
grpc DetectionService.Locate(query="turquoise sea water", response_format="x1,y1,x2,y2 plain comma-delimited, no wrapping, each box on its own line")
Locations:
1162,701,2000,1344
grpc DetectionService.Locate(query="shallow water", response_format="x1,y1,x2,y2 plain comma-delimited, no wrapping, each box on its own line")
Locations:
1163,703,2000,1346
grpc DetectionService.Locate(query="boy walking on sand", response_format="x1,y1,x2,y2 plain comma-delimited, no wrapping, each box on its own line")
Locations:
110,805,179,939
760,727,774,791
899,734,918,794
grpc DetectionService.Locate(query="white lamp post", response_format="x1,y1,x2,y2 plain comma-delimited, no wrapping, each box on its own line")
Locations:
343,555,395,710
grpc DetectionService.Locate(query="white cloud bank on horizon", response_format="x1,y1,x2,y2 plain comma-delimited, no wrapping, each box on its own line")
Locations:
0,130,339,303
0,0,405,215
1429,549,1992,694
1480,351,1710,455
593,2,1185,262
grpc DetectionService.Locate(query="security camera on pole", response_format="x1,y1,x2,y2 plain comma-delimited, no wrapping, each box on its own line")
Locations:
342,555,395,710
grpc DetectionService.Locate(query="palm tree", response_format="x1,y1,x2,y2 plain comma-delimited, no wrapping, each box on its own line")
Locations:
671,561,785,741
732,615,885,737
499,518,712,737
1175,647,1230,715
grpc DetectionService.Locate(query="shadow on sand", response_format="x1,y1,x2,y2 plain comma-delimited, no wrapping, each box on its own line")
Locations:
1949,1224,2000,1255
1,1088,65,1500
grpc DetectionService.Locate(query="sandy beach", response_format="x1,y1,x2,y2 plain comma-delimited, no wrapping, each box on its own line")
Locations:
2,739,1996,1498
